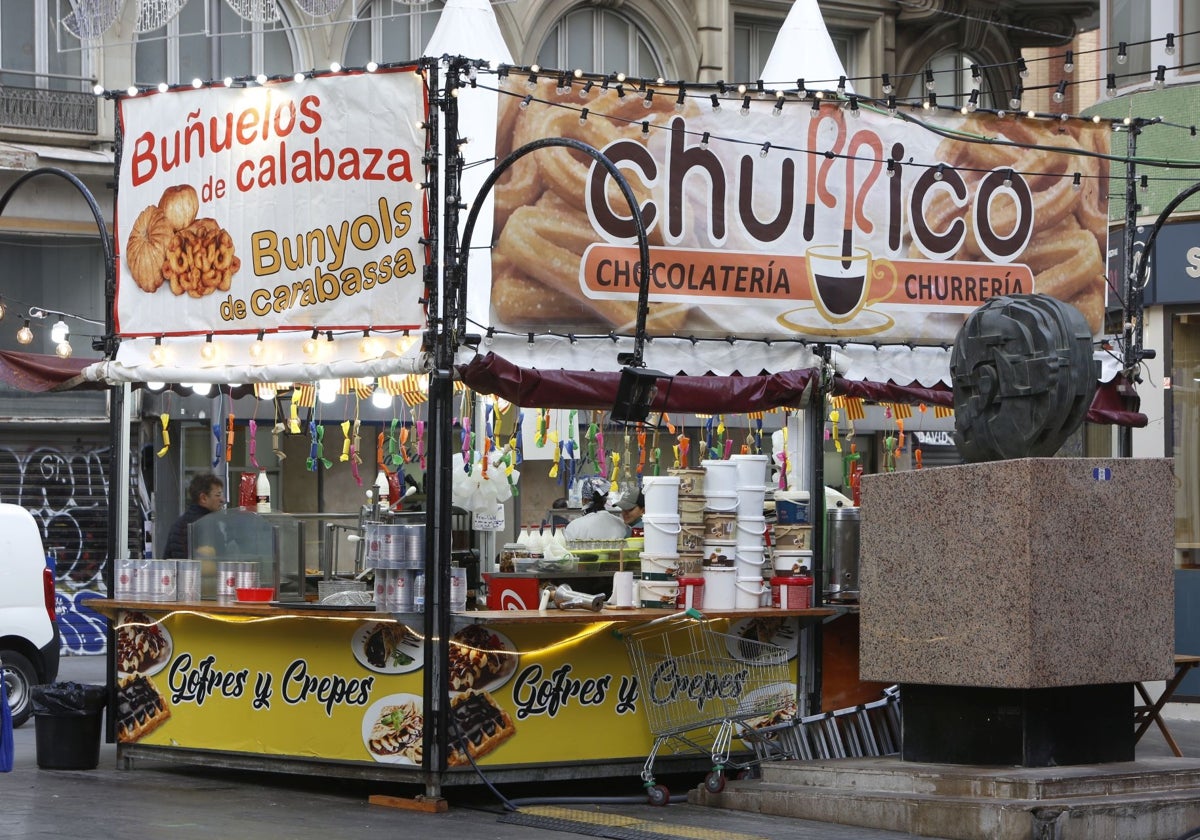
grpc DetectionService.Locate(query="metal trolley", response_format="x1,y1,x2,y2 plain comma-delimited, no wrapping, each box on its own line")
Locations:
618,610,797,805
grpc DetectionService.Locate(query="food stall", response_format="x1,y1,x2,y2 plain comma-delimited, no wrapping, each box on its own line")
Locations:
83,43,1134,800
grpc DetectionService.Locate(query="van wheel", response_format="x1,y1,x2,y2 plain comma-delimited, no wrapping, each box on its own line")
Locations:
2,651,36,728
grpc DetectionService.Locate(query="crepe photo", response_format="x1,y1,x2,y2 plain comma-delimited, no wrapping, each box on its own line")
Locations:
361,694,424,765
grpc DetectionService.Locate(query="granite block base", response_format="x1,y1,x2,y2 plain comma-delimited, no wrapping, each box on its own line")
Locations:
900,683,1134,766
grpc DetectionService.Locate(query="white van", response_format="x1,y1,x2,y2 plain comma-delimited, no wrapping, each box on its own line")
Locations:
0,504,61,727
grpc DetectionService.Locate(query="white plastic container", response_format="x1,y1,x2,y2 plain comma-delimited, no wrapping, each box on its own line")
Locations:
702,565,737,610
736,516,767,551
669,468,706,497
640,578,679,609
642,513,682,555
731,453,770,488
773,523,813,551
704,511,737,540
774,549,813,575
702,459,738,496
735,575,766,609
774,490,810,524
735,548,767,579
702,540,736,567
641,475,681,515
641,553,680,579
736,485,767,517
677,522,706,553
704,491,738,513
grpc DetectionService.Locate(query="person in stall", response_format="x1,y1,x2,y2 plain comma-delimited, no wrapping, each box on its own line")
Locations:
562,487,644,542
164,473,225,559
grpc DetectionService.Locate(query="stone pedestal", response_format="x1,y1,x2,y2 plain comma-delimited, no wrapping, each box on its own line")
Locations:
859,458,1175,766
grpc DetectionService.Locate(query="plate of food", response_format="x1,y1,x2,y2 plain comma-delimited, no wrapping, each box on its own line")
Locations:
361,693,424,764
726,617,799,663
115,610,173,677
448,624,519,694
352,621,423,674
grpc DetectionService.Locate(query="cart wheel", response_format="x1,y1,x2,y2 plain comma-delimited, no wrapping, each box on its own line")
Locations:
704,770,726,794
647,784,670,806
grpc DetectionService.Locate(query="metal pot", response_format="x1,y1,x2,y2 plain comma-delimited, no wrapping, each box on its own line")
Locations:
825,506,860,601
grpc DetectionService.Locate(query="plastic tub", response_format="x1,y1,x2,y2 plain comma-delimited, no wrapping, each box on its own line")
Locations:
736,516,767,550
702,459,738,497
639,578,679,609
774,549,813,575
641,475,681,515
669,468,706,496
771,575,814,609
703,491,738,513
643,514,682,555
677,522,705,553
735,548,766,579
735,576,767,609
704,511,737,540
773,523,813,551
774,490,810,524
702,540,736,567
678,495,706,524
641,553,680,579
676,576,705,610
731,453,770,488
701,566,737,609
736,485,767,517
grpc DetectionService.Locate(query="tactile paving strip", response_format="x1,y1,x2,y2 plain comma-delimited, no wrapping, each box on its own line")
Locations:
498,805,770,840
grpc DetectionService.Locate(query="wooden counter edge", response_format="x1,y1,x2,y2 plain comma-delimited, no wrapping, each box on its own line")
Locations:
92,598,836,624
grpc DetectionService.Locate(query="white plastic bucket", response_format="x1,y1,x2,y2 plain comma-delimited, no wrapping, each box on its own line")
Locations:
669,468,706,497
704,511,737,540
704,491,738,512
773,523,813,551
640,578,679,609
641,475,681,515
735,576,766,609
736,516,767,550
702,459,738,497
731,453,770,488
643,514,682,555
735,548,766,579
641,552,680,579
702,540,736,567
774,549,813,575
702,566,737,609
737,485,767,517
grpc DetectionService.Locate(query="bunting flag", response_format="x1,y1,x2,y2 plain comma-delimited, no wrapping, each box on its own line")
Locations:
887,402,914,421
829,395,866,421
254,383,276,400
934,405,955,418
348,378,374,399
378,374,428,406
294,383,316,408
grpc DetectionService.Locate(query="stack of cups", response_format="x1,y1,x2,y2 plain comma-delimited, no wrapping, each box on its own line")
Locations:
113,558,142,599
375,569,417,612
176,559,201,601
217,561,258,603
731,453,770,605
145,559,177,602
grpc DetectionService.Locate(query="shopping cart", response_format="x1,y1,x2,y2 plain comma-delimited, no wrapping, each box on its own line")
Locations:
617,609,797,805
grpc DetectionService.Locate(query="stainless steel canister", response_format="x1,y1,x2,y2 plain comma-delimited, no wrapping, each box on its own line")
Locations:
825,506,860,601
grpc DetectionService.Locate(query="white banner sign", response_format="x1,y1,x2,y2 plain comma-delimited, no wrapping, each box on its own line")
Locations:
115,69,428,337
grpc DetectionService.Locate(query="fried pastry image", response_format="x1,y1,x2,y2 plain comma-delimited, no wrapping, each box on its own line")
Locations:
116,673,171,743
447,690,515,766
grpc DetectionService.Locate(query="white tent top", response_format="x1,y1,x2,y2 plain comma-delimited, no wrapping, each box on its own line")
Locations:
760,0,854,93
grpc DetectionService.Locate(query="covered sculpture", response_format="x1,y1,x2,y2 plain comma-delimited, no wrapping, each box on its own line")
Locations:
950,294,1098,462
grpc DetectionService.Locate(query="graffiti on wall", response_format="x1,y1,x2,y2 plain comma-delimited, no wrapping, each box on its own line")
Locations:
0,441,113,654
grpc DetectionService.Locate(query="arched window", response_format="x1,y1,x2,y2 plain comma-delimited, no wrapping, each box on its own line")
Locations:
345,0,444,66
134,0,295,85
536,6,663,79
905,50,990,109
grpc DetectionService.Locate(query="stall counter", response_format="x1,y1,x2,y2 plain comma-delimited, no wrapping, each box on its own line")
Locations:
92,598,830,784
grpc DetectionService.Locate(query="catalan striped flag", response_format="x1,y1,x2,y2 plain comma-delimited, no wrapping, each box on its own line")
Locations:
934,404,954,418
829,395,866,421
293,383,316,408
887,403,913,420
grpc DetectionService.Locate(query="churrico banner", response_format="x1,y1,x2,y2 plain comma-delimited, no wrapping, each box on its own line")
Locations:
489,77,1110,344
114,68,428,337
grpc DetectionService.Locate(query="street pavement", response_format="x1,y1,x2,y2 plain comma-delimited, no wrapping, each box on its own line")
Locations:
4,655,1198,840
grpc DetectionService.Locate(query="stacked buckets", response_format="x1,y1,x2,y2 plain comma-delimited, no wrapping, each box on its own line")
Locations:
731,454,770,609
639,475,681,607
366,521,425,611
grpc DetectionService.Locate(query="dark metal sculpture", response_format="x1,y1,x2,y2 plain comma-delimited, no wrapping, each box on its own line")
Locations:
950,294,1098,462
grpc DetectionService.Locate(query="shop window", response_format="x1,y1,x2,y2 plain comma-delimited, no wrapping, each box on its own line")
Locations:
1172,313,1200,568
535,6,663,79
1107,0,1152,85
345,0,443,66
904,50,990,110
733,14,854,85
1183,2,1200,77
134,0,296,86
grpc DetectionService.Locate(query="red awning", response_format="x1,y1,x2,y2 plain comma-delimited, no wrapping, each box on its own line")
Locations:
0,350,98,392
457,352,1148,427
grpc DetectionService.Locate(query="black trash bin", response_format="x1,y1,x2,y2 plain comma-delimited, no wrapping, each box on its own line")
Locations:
31,682,107,770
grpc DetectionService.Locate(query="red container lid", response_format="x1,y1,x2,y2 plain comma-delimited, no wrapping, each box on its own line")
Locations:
676,576,705,585
770,575,813,585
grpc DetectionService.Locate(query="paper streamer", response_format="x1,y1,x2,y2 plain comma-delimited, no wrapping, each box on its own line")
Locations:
248,419,260,469
156,413,170,458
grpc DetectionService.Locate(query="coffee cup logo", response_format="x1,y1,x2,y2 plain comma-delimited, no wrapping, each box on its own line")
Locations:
805,244,898,324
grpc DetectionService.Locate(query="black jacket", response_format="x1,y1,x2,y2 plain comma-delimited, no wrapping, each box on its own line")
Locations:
164,504,211,559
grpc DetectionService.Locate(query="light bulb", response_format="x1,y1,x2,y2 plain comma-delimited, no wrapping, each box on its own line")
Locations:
157,82,168,93
190,382,212,396
302,329,320,357
371,389,393,409
150,341,167,365
50,318,69,343
249,331,266,360
395,332,418,354
55,340,72,358
360,331,381,357
200,336,217,361
145,382,165,391
16,320,32,344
